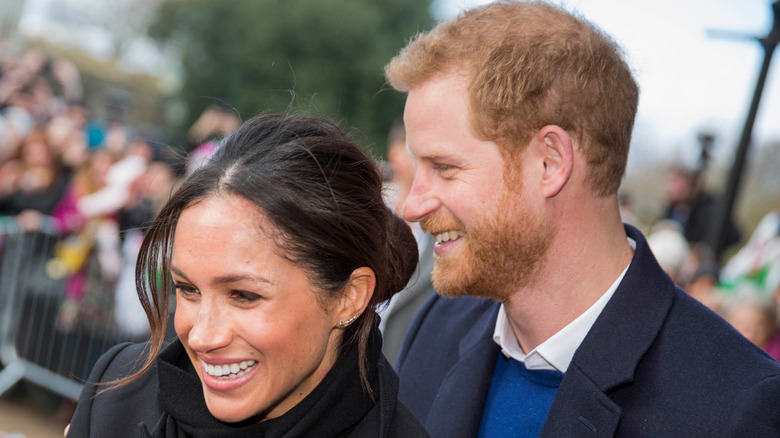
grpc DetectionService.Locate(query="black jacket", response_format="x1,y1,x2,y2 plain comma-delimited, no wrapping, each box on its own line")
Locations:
397,225,780,437
67,335,428,437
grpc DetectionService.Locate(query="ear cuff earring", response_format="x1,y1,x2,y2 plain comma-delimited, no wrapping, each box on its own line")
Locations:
336,315,358,327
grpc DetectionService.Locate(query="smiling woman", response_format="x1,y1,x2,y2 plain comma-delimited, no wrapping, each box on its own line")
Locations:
65,114,428,437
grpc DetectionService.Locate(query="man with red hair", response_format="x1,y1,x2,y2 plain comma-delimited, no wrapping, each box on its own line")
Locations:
385,1,780,436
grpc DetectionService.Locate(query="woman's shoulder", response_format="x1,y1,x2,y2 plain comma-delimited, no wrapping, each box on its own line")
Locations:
67,342,164,437
92,342,150,375
346,355,429,438
346,398,430,438
386,402,430,438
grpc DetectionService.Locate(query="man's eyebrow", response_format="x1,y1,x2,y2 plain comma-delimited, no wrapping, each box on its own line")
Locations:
407,147,449,162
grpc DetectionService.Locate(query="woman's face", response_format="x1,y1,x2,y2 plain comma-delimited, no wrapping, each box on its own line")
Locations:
172,194,343,423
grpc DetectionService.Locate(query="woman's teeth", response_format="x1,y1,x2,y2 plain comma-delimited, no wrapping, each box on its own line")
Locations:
202,360,257,379
434,230,465,244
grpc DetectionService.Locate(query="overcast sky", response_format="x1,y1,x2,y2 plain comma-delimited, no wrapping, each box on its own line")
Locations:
433,0,780,168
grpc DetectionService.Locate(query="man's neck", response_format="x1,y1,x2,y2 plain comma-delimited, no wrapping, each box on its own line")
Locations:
502,210,634,354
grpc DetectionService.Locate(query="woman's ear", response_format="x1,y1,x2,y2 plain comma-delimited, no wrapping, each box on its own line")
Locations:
335,267,376,328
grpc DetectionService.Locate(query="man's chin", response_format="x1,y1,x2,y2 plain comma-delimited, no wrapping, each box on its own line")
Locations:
431,261,470,298
431,263,508,301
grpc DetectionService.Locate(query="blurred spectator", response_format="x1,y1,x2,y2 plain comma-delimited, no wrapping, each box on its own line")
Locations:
115,159,175,340
384,119,414,216
47,148,118,331
0,92,36,161
0,129,70,231
183,105,239,175
377,119,436,365
663,166,741,250
685,261,723,314
45,105,89,171
724,289,779,361
647,219,692,285
186,104,239,149
77,135,152,219
50,149,116,235
0,49,83,160
0,42,189,417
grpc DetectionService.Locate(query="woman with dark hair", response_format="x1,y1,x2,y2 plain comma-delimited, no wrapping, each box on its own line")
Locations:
66,114,428,437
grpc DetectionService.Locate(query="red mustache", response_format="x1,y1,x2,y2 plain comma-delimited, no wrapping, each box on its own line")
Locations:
421,212,466,235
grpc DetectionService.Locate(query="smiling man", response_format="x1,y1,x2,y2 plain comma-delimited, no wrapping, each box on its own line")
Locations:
385,2,780,437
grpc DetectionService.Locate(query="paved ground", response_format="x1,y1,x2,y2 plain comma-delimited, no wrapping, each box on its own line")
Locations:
0,396,69,438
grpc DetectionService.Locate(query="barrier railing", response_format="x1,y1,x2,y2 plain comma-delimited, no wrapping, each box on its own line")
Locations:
0,218,126,401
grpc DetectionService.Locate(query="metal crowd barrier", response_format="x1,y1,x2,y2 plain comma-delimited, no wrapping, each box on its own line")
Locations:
0,217,125,401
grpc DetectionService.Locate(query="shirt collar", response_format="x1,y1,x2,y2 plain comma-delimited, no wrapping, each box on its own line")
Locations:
493,238,636,372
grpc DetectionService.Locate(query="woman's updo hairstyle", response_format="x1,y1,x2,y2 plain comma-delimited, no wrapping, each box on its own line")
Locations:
132,113,419,392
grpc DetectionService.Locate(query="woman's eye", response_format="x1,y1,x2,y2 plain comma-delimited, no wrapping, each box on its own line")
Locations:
174,283,199,297
231,290,262,304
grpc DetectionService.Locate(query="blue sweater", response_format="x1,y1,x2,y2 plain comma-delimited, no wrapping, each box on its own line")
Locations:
478,353,564,437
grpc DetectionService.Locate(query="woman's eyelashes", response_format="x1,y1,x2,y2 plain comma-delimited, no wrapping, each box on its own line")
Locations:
229,290,262,304
173,280,262,304
173,282,199,297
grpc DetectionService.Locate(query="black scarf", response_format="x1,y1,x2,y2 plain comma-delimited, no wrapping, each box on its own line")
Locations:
141,335,380,438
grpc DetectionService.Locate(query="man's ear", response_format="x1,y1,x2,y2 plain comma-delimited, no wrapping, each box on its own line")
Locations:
335,267,376,328
536,125,574,198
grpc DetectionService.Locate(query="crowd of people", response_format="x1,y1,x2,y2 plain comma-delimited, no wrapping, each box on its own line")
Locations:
0,43,182,344
632,167,780,362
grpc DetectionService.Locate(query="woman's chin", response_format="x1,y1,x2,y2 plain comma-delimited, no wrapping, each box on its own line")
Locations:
204,399,259,424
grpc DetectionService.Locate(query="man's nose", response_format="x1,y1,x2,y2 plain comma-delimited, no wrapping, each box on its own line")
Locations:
403,171,440,223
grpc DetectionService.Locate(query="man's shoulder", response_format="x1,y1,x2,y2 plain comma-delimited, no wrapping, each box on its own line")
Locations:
552,285,780,436
664,289,780,379
396,295,501,432
416,294,498,329
400,294,499,354
616,289,780,434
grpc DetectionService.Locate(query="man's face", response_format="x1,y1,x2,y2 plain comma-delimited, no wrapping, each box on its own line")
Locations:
403,72,554,300
665,170,693,204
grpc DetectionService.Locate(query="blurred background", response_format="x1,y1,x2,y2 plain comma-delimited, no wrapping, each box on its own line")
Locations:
1,0,779,436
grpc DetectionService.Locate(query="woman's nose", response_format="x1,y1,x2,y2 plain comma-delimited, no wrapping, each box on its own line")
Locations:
185,302,232,352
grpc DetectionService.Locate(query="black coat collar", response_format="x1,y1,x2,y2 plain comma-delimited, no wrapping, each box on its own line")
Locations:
150,334,382,437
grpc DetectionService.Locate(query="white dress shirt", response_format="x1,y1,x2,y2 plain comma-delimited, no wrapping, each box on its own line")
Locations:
493,238,636,372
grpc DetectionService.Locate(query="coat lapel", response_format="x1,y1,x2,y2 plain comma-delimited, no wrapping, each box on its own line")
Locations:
425,303,500,438
542,362,621,437
542,225,676,437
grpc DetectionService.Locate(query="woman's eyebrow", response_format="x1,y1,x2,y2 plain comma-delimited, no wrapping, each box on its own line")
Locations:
170,266,271,285
170,266,188,280
212,273,272,285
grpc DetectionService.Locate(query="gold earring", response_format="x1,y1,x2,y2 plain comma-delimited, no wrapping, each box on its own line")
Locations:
336,315,358,327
